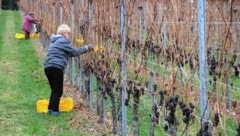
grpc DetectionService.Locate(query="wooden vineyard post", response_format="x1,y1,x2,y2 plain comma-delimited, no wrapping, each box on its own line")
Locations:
99,83,106,124
132,82,146,136
78,0,84,96
70,0,77,86
27,0,30,10
132,82,140,136
52,0,56,28
89,73,93,109
138,6,142,44
188,1,196,92
107,80,118,134
59,0,63,24
149,42,156,136
88,0,93,110
225,53,231,109
32,0,35,13
88,0,93,43
79,62,83,95
226,0,234,109
71,0,75,66
163,0,167,50
156,3,161,25
149,74,156,136
156,3,161,45
232,5,239,49
162,0,168,80
39,0,42,20
138,3,143,73
143,2,149,38
197,0,211,134
120,0,127,135
179,64,185,85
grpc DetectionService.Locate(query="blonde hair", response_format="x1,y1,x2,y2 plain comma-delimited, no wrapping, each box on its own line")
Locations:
57,24,71,35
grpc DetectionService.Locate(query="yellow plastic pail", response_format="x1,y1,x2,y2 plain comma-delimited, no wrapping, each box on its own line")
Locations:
36,97,74,113
15,33,25,39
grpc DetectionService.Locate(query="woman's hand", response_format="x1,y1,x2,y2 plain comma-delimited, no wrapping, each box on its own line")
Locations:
86,44,93,51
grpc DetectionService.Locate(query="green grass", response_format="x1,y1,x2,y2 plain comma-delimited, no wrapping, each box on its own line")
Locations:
0,10,96,136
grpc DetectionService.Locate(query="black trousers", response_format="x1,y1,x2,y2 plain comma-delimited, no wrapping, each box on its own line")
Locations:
44,67,64,111
24,30,30,39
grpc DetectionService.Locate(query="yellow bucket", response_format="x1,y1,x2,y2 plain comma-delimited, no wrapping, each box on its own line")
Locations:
36,97,74,113
15,33,25,39
15,33,39,39
30,33,40,39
